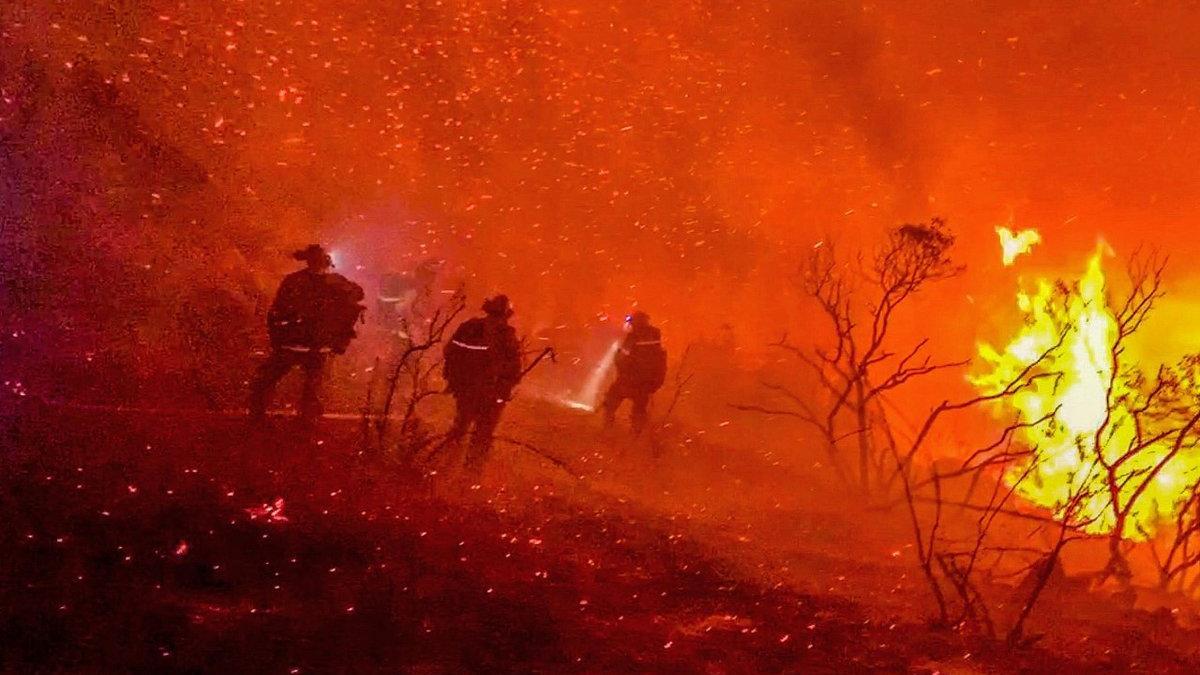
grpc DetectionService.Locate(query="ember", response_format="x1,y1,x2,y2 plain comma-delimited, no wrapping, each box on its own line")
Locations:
245,498,290,524
8,0,1200,671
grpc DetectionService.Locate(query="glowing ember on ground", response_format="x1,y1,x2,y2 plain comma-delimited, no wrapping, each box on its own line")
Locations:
246,498,289,523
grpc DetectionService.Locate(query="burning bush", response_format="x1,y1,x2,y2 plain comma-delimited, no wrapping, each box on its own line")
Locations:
736,219,1200,640
975,244,1200,586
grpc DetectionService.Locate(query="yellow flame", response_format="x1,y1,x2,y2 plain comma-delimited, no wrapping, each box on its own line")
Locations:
973,246,1198,539
995,226,1041,266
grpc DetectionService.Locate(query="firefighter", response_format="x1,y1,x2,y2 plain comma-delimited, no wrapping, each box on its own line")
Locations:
602,311,667,433
377,258,443,337
249,244,365,426
442,294,522,468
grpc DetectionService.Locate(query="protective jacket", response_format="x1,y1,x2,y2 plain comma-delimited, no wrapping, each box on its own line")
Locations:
443,317,522,399
614,325,667,392
267,270,365,353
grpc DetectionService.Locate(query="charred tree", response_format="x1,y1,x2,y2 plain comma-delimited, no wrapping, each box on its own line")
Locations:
734,219,965,494
888,329,1073,635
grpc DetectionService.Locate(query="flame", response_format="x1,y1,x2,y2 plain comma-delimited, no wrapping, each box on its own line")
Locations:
995,226,1041,266
973,244,1197,539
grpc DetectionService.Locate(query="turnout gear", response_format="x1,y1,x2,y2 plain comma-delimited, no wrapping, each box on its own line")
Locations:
377,258,443,333
603,312,667,433
442,297,522,466
266,268,365,354
249,245,365,424
250,349,326,422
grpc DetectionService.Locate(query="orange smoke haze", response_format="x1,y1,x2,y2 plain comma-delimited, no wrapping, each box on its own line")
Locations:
5,1,1200,370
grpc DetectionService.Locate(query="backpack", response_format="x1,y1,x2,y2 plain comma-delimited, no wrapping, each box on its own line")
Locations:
621,326,667,392
444,318,522,396
322,274,366,354
647,343,667,391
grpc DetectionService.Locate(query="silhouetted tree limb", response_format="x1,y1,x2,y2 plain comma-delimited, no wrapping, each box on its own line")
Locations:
739,220,966,493
374,285,467,449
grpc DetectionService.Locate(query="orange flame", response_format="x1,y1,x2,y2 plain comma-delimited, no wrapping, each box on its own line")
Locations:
973,240,1198,539
995,226,1041,266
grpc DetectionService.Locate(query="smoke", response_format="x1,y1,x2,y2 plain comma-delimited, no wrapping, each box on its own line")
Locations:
6,0,1200,405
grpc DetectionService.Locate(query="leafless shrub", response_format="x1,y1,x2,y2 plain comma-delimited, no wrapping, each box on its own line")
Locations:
733,219,965,492
369,285,466,453
896,249,1200,640
885,325,1086,640
649,342,696,448
1148,471,1200,593
1045,251,1200,586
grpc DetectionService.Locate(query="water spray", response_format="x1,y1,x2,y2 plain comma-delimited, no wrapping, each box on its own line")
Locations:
563,339,621,412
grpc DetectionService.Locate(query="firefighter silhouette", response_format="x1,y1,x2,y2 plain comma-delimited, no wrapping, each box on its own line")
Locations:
377,258,442,336
603,311,667,433
249,244,364,425
441,294,522,467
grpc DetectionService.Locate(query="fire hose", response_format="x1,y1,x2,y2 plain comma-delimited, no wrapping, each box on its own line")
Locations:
519,346,557,380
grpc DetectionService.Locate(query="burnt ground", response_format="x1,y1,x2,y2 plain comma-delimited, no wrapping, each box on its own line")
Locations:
2,399,1200,673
